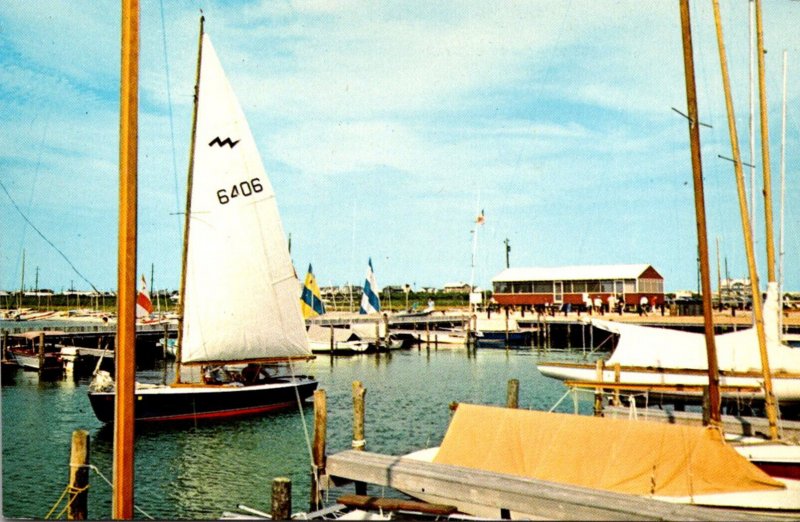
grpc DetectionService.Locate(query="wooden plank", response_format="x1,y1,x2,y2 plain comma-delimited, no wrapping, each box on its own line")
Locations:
326,450,781,521
336,494,457,515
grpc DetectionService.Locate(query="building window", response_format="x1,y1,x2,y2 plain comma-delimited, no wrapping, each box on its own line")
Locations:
494,282,511,293
639,278,663,293
514,282,532,293
533,281,553,293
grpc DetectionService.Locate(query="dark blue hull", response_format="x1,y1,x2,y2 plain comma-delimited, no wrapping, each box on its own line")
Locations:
88,376,317,423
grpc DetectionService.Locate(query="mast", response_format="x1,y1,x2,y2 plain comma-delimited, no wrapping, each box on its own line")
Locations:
114,0,138,517
779,50,787,337
748,0,756,244
174,16,205,384
755,0,776,283
678,0,720,426
711,0,779,440
18,249,25,310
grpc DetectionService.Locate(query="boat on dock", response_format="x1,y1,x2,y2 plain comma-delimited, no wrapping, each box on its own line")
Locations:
87,22,317,424
394,404,800,516
537,284,800,409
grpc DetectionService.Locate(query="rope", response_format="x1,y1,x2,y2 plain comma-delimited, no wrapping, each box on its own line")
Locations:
548,388,573,412
44,484,71,519
87,465,156,520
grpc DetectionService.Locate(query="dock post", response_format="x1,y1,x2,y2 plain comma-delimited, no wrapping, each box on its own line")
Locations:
2,330,8,360
504,307,510,349
162,323,169,359
506,379,519,408
465,317,471,350
271,477,291,521
352,381,367,495
594,359,605,416
382,313,389,349
425,321,430,346
38,332,45,373
566,323,571,349
68,429,90,520
329,325,335,354
375,319,381,351
310,389,327,511
613,363,621,407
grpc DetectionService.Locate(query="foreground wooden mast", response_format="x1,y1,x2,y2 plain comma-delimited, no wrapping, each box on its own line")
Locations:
174,16,205,384
114,0,139,517
754,0,776,283
678,0,720,426
711,0,778,440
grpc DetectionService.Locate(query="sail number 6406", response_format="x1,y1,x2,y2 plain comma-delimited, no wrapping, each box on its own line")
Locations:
217,178,263,204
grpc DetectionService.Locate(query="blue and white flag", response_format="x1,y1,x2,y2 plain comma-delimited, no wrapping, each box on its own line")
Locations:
359,258,381,314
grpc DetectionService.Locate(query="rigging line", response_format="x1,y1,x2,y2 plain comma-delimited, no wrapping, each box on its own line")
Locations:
158,0,183,237
0,179,99,294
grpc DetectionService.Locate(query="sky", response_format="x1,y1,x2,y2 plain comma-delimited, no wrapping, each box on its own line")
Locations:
1,0,799,295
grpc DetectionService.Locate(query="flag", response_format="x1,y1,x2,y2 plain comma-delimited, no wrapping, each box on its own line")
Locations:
475,209,485,225
359,257,381,314
136,274,153,318
300,264,326,319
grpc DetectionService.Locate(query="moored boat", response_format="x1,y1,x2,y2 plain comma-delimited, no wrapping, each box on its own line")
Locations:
87,21,317,424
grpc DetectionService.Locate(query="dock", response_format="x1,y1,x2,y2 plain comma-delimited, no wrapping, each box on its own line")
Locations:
325,450,785,520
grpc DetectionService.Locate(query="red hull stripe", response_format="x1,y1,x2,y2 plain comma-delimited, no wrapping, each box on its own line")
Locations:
754,462,800,481
138,401,297,423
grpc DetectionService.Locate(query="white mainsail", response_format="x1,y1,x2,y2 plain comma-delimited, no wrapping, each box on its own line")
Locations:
181,34,310,364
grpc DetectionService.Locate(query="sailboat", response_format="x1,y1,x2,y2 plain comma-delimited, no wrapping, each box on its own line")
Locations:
536,284,800,407
88,21,317,423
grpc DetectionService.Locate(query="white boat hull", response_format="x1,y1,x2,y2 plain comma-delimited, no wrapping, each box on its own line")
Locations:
536,362,800,403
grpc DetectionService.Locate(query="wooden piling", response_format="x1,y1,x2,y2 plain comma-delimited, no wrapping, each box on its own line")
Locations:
310,389,327,510
352,381,366,451
594,359,605,416
271,477,291,521
352,381,367,495
425,321,430,346
382,313,389,348
613,363,621,407
68,429,90,520
38,332,45,373
374,319,381,351
162,323,169,359
2,330,8,360
329,325,335,354
504,307,510,349
506,379,519,409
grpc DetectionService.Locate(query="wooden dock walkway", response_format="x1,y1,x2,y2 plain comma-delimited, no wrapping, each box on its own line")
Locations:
325,450,787,520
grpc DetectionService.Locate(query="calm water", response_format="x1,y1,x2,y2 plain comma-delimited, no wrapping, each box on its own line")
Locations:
2,347,595,520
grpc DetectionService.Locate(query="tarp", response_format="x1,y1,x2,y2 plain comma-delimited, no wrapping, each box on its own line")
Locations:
433,404,784,497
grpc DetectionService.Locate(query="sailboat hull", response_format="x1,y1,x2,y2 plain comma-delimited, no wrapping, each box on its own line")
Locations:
88,376,317,423
537,362,800,404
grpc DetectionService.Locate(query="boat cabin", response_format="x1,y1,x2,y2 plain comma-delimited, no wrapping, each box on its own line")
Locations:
491,264,664,311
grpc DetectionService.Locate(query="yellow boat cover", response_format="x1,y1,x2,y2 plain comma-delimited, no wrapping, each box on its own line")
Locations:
433,404,784,497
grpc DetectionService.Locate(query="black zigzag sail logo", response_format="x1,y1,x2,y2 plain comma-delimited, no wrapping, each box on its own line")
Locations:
209,136,240,148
